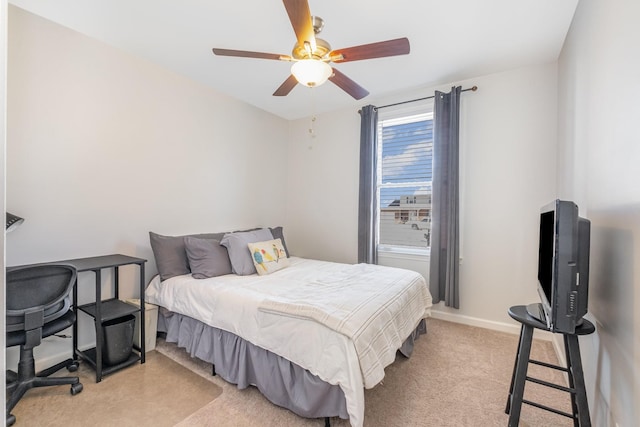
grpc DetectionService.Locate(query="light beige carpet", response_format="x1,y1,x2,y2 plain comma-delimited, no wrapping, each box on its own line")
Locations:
11,319,575,426
158,318,575,427
9,351,222,427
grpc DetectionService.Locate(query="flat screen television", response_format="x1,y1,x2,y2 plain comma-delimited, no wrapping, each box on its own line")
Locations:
527,199,591,334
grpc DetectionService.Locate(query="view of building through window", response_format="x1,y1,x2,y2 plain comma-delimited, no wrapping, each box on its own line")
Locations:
378,112,433,251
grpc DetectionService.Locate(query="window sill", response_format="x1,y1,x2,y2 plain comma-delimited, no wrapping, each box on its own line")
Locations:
377,245,430,261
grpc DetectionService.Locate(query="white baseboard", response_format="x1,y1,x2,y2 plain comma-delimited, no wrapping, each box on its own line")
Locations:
429,309,554,342
31,343,94,373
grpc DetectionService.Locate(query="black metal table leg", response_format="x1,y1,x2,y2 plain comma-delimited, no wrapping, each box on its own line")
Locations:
507,323,534,427
505,324,526,414
566,334,591,426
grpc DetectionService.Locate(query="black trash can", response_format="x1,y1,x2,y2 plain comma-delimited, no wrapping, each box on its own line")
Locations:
102,314,135,365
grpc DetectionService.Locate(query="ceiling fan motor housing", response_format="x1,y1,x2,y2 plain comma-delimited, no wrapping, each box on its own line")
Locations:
292,37,331,60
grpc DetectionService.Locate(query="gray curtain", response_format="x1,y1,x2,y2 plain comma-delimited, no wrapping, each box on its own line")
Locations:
357,105,378,264
429,86,461,308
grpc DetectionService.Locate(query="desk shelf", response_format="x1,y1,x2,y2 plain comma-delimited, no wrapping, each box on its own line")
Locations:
78,299,139,323
64,254,147,382
77,347,140,376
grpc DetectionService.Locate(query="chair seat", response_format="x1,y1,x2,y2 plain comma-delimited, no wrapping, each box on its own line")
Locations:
6,310,76,348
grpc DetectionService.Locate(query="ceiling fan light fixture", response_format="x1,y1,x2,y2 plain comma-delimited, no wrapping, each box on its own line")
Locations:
291,60,332,87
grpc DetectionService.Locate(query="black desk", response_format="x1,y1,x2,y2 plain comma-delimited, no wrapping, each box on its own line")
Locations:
505,305,595,426
11,254,147,382
65,254,147,382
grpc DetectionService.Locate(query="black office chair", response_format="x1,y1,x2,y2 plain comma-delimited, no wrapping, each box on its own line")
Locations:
5,264,84,426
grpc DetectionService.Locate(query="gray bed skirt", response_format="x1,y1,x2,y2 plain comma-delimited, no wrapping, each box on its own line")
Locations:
158,310,427,422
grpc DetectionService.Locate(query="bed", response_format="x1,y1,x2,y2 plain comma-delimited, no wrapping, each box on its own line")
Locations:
145,229,432,427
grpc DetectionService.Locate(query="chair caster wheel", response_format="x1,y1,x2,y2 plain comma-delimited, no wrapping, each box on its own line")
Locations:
67,362,79,372
7,414,16,426
71,383,83,395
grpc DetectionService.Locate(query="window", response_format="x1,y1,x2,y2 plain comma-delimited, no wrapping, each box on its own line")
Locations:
377,110,433,254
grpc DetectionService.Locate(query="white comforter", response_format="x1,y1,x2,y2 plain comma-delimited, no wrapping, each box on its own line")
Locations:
145,257,432,427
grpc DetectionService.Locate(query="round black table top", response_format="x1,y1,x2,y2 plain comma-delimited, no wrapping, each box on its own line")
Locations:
509,305,595,335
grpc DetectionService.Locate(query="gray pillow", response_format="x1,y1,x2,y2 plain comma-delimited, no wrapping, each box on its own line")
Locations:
149,231,225,281
269,226,290,257
220,228,274,275
184,237,232,279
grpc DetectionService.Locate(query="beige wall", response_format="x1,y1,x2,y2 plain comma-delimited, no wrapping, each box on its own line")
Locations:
7,6,289,270
557,0,640,425
5,6,289,367
285,108,361,263
287,63,559,332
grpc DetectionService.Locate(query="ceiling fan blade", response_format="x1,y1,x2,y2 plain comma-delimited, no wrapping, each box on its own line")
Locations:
212,48,292,61
330,37,410,63
328,68,369,100
273,75,299,96
282,0,317,53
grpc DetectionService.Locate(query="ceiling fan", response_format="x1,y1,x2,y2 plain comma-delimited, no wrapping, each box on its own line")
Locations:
212,0,410,100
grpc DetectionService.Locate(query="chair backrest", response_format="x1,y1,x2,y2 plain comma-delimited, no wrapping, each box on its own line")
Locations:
6,264,77,333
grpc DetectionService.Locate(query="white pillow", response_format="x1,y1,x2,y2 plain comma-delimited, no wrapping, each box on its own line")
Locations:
247,239,290,276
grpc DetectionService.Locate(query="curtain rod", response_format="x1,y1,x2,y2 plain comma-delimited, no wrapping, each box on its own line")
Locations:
373,85,478,111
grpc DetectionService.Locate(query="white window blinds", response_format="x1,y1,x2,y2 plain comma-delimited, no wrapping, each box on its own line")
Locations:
377,112,433,250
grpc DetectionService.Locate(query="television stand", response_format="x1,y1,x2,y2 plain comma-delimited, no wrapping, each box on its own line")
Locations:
505,305,595,426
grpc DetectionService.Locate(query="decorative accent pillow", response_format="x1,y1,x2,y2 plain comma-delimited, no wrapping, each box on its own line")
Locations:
184,237,232,279
269,226,290,257
247,239,290,276
149,231,225,281
220,228,274,275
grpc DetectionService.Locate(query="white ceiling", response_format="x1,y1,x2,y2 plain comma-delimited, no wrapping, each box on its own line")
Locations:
9,0,578,120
